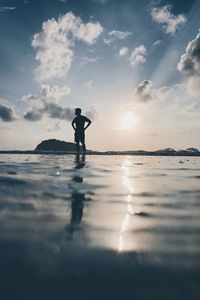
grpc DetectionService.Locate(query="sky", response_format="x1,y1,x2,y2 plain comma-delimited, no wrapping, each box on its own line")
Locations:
0,0,200,151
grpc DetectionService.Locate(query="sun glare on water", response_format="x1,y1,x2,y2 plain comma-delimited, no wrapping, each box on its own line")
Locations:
120,112,141,130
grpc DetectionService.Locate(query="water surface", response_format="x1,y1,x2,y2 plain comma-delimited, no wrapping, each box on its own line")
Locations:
0,155,200,299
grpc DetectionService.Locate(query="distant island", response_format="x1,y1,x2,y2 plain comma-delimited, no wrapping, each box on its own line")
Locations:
35,139,79,152
0,139,200,156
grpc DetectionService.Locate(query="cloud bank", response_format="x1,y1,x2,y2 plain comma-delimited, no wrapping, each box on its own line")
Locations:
177,31,200,93
23,84,72,121
23,84,97,122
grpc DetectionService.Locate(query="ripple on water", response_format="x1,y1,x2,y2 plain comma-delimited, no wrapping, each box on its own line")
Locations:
0,176,28,185
7,171,18,175
0,202,36,212
132,192,174,197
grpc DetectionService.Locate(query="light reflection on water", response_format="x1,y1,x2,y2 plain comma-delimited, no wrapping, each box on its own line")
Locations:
118,159,134,252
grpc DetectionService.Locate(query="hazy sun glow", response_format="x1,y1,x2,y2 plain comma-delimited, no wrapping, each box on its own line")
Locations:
120,112,141,130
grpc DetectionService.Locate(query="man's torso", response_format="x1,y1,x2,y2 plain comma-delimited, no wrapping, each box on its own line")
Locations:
74,115,88,133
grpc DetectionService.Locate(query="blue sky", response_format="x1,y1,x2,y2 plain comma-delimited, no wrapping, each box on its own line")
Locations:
0,0,200,150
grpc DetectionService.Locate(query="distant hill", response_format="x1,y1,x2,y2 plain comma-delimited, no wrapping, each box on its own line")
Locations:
35,139,79,152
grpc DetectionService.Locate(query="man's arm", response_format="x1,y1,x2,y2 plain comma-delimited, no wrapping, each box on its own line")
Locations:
84,117,92,130
71,118,76,131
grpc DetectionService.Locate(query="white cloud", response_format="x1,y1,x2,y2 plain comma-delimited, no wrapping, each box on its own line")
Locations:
151,5,187,35
119,47,129,57
130,45,147,65
104,30,132,44
152,40,162,47
32,12,103,81
23,84,70,105
184,102,200,114
0,7,16,12
132,80,171,103
84,80,93,89
108,30,132,39
177,31,200,94
81,56,102,65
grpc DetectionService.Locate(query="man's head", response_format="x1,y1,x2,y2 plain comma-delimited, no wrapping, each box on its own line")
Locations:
75,108,81,116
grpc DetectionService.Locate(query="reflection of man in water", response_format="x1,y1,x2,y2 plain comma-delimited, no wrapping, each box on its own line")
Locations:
67,191,85,240
65,160,86,241
71,108,92,158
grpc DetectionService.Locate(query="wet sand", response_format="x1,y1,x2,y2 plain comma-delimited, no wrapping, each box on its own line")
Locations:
0,155,200,299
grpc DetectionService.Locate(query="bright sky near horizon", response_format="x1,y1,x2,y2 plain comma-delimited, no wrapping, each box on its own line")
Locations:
0,0,200,151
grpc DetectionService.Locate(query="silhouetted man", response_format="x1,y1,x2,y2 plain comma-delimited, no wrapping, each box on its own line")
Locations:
71,108,91,158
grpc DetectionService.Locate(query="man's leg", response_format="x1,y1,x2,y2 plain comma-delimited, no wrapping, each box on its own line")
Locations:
81,133,86,156
82,143,86,156
76,142,80,157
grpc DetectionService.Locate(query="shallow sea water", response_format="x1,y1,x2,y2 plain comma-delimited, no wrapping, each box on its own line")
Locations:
0,154,200,300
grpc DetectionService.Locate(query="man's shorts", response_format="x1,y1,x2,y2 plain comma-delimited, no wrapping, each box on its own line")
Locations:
74,130,85,144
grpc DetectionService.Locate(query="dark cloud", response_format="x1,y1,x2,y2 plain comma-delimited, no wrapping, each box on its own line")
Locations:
24,103,74,122
24,110,43,121
132,80,170,103
23,84,73,122
134,80,152,102
24,103,97,122
0,104,16,122
177,31,200,93
44,103,74,120
23,84,97,123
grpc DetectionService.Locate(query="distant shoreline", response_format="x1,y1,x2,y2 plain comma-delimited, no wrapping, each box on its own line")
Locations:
0,150,200,156
2,139,197,156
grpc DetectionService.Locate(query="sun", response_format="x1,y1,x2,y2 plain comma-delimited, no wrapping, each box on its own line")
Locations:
120,112,140,130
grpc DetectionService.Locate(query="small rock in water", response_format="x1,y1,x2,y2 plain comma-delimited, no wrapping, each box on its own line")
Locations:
72,176,83,183
134,211,150,217
88,191,95,195
7,171,17,175
179,160,184,164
